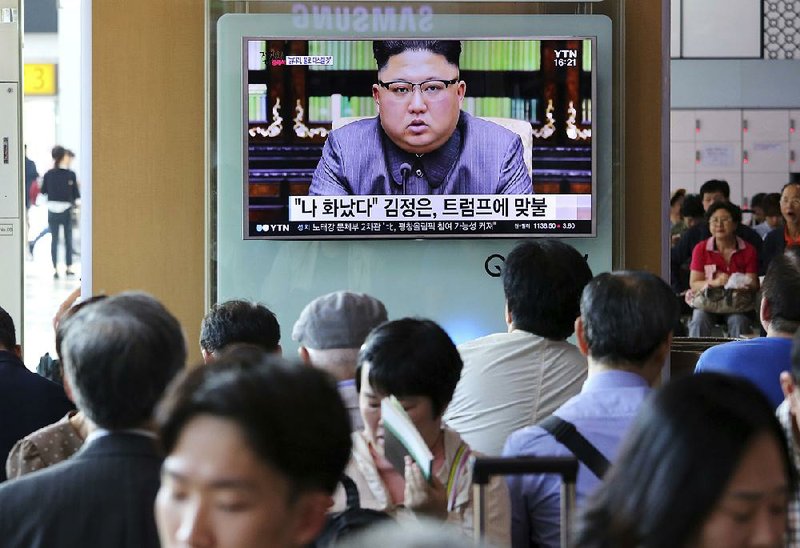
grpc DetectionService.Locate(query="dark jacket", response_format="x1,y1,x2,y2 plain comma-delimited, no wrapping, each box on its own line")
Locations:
0,350,73,482
0,433,163,548
761,227,787,273
671,222,764,292
41,168,80,204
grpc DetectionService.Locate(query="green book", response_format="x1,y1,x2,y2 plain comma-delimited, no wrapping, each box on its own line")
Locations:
381,396,434,480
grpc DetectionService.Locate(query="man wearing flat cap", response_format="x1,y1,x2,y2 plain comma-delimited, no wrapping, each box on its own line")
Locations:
293,291,388,431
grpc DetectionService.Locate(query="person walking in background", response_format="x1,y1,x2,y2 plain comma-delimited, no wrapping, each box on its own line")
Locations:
35,146,79,279
23,145,39,219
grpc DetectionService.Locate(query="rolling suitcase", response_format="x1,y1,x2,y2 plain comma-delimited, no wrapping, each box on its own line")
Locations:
472,456,579,547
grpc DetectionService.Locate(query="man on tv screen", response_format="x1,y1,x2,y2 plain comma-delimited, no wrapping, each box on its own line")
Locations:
310,40,533,196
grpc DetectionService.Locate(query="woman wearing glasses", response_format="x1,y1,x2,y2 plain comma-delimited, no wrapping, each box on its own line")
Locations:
762,182,800,272
687,201,759,337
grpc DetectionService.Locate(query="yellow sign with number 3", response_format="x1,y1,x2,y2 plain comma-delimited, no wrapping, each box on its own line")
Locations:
24,64,57,95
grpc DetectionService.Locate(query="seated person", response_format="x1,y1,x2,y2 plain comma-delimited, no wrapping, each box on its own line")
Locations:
293,290,388,432
763,182,800,272
671,193,704,248
5,295,105,479
688,201,759,338
335,318,510,545
199,300,281,361
671,179,762,291
669,188,686,242
573,373,792,547
754,192,783,240
502,271,678,548
0,305,73,483
155,346,351,548
445,239,592,456
749,192,767,227
695,247,800,408
310,40,532,196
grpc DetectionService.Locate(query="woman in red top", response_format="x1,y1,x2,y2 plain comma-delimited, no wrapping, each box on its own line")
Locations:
688,201,759,337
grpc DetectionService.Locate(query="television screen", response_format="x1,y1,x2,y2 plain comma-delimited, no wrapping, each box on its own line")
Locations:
244,38,596,239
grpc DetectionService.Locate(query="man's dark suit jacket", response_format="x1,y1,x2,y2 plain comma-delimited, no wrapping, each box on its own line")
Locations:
0,350,73,482
761,227,789,273
310,111,532,195
0,433,162,548
670,222,764,292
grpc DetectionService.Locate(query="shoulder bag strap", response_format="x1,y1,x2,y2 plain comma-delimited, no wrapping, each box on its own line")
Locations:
538,415,611,479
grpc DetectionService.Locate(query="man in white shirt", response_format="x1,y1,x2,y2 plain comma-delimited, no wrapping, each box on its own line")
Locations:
444,239,593,455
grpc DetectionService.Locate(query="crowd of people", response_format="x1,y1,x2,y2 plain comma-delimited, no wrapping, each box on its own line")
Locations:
1,234,800,547
670,178,800,338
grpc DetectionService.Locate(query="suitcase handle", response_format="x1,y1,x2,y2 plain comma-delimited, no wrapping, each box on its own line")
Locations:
472,456,579,547
472,456,578,484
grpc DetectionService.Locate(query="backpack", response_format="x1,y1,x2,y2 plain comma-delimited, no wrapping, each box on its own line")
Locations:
312,474,393,547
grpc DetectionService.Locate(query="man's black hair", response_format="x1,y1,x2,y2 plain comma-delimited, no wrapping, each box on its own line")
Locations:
680,194,704,219
762,247,800,335
699,179,730,200
580,271,679,367
0,305,16,349
763,193,782,217
750,192,767,209
705,201,742,224
61,292,186,429
356,318,462,418
373,40,461,72
503,239,593,340
200,300,280,354
157,346,351,495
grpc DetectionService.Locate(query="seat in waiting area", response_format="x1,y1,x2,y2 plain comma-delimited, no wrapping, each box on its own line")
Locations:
669,337,735,380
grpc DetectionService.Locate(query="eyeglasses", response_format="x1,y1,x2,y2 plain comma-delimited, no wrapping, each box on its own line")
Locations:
377,78,460,101
781,198,800,207
709,216,734,225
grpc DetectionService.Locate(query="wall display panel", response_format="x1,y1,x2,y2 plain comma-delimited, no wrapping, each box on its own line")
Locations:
216,13,613,350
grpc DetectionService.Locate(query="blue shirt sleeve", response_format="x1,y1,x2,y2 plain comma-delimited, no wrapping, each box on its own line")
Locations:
503,429,564,548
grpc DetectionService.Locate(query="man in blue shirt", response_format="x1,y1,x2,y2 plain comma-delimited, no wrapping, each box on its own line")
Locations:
695,247,800,408
503,271,679,548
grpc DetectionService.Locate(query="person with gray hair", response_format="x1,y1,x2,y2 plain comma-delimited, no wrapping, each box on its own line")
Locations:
0,292,186,548
503,271,680,548
293,291,387,431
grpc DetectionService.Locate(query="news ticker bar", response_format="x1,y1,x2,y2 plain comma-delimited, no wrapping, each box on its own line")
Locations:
289,194,592,222
250,219,593,237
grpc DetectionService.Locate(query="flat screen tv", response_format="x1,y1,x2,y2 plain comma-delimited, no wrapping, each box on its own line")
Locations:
243,37,596,239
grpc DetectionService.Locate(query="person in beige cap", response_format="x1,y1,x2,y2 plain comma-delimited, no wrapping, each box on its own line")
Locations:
293,291,387,431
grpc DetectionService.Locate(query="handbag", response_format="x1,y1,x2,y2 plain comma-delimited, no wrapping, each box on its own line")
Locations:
28,179,40,206
691,286,756,314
